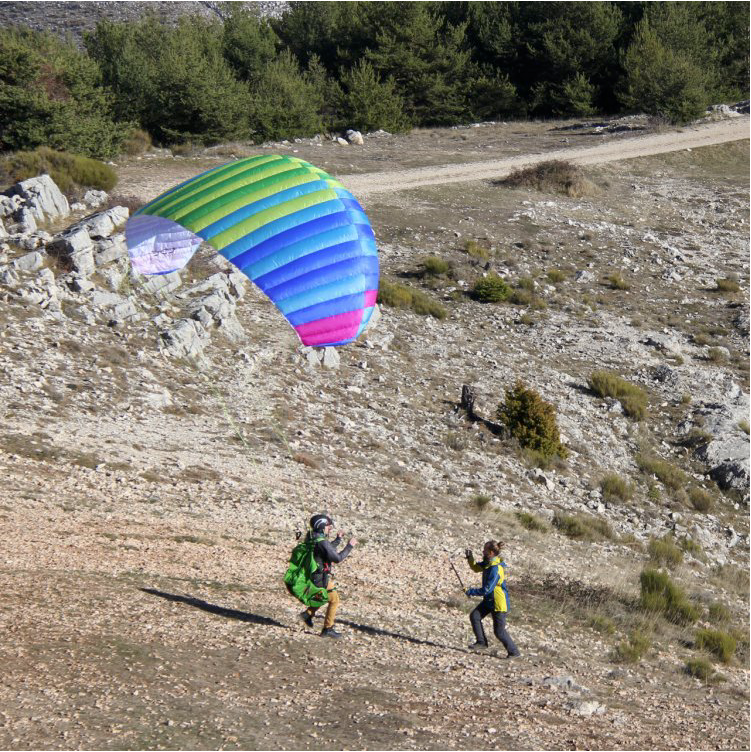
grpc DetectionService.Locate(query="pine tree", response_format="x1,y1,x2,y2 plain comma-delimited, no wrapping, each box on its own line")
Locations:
365,4,473,126
336,59,410,133
619,16,709,123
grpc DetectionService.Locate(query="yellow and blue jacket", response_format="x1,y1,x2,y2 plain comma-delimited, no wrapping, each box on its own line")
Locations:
467,555,510,612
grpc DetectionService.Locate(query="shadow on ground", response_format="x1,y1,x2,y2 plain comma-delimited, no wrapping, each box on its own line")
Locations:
141,587,496,657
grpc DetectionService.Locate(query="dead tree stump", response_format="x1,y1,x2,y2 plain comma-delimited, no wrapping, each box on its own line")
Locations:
461,384,477,420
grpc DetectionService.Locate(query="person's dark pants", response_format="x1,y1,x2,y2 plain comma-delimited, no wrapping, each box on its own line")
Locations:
470,601,520,655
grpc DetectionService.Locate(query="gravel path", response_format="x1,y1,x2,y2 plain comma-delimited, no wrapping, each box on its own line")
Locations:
342,117,749,196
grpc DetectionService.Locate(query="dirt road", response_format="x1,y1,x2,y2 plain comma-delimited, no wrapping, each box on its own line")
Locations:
343,117,749,196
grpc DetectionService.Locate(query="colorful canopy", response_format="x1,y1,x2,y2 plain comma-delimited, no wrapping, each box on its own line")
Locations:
126,154,378,347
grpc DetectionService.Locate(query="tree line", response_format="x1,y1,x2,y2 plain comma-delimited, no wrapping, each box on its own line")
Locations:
0,1,747,158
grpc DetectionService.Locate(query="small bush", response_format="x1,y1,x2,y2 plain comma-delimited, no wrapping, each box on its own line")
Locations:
589,614,616,635
613,629,651,663
639,568,700,625
685,657,715,682
522,447,567,471
547,269,567,284
647,536,683,568
707,603,731,625
707,347,727,364
1,147,117,193
606,272,631,290
715,278,740,293
122,128,152,156
445,431,467,452
377,280,446,319
471,274,511,303
553,511,612,541
464,239,490,260
739,420,750,435
636,454,688,492
498,381,567,459
421,255,450,277
588,371,647,420
500,160,597,198
695,629,736,663
473,493,492,510
515,511,547,532
600,473,633,502
688,486,713,512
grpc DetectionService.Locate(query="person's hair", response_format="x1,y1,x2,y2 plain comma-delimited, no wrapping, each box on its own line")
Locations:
484,540,502,555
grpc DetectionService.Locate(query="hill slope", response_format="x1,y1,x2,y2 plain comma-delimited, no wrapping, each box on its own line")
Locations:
0,119,748,750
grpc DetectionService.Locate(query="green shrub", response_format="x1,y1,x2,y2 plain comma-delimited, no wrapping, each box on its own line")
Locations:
695,629,736,663
636,454,688,492
515,511,547,532
553,511,612,541
377,280,446,319
600,473,633,502
739,420,750,435
500,160,597,198
613,629,651,663
421,255,450,276
715,278,740,293
497,381,567,458
707,602,731,625
336,58,410,133
688,486,713,512
588,371,647,420
619,15,709,124
471,274,510,303
639,568,700,625
1,147,117,193
647,536,683,568
547,269,567,284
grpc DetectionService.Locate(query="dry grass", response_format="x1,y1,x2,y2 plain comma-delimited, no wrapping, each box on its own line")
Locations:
498,160,599,198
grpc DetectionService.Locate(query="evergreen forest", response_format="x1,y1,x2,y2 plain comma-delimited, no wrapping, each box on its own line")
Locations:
0,1,748,158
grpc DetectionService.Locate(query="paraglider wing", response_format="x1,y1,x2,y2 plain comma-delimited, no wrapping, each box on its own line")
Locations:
126,155,378,347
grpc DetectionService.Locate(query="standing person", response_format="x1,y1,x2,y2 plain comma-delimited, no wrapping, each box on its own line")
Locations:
300,513,357,639
464,540,521,657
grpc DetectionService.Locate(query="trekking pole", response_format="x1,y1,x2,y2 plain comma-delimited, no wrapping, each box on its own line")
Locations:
449,558,465,590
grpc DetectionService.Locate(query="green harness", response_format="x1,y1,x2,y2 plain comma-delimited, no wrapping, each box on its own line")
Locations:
283,534,330,608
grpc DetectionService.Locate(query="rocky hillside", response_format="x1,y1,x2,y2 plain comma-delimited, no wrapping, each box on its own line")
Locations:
0,1,285,41
0,121,748,750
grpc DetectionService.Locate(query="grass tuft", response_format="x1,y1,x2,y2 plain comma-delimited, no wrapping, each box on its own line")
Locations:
552,511,612,541
515,511,548,532
647,536,683,568
695,629,736,663
600,473,633,502
639,568,699,625
378,279,446,319
588,371,647,420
